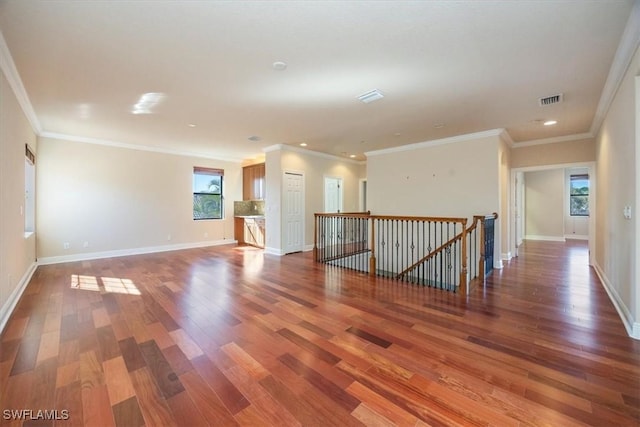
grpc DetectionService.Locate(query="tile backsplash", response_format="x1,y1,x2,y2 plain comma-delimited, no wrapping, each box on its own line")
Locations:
234,200,265,216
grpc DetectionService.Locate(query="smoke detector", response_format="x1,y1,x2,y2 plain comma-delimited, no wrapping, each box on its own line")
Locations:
539,93,563,106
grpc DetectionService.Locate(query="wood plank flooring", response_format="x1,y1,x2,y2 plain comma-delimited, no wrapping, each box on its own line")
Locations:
1,240,638,426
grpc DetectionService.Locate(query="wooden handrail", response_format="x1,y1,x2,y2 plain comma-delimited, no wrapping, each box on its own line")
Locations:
314,211,497,294
466,212,498,234
314,211,371,218
396,231,464,280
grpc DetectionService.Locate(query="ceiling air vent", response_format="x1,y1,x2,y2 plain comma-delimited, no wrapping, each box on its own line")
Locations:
358,89,384,104
539,93,563,106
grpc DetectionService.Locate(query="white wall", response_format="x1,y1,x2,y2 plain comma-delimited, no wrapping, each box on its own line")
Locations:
36,137,242,261
0,68,37,331
595,43,640,338
524,169,565,241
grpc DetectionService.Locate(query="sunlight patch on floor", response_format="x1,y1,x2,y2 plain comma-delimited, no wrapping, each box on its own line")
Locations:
70,274,141,295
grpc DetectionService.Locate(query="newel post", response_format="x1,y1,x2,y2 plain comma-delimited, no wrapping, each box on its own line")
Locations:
313,214,318,261
459,218,468,295
479,216,486,280
369,217,376,276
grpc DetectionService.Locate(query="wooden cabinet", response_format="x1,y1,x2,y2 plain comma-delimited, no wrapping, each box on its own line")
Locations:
242,163,265,200
244,217,265,248
234,216,265,248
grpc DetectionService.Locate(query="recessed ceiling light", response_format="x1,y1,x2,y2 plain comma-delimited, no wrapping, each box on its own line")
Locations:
272,61,287,71
543,120,557,126
394,133,401,137
248,135,261,142
433,123,445,129
350,154,356,158
188,123,196,128
299,142,307,147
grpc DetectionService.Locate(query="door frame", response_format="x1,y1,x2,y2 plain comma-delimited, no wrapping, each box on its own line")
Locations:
323,175,343,213
359,178,367,212
283,169,305,254
509,161,596,266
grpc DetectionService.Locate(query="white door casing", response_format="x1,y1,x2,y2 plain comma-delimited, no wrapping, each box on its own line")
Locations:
284,171,304,254
324,176,343,213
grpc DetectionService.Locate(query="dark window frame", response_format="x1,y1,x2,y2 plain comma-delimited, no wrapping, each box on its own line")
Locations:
569,174,589,217
193,167,224,220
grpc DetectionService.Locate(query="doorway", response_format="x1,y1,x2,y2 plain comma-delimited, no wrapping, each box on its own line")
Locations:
510,162,595,266
283,171,304,254
324,176,343,213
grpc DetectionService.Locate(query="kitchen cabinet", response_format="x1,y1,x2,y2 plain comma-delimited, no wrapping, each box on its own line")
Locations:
234,216,265,248
242,163,265,200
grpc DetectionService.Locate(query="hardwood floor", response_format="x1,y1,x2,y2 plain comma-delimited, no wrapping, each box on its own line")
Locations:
1,240,638,426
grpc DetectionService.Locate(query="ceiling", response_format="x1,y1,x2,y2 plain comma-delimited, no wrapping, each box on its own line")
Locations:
0,1,636,162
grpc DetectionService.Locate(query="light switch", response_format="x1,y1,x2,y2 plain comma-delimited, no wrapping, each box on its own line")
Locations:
623,206,632,219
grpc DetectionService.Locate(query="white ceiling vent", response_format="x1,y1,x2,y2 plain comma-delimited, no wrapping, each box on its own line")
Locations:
539,93,563,106
358,89,384,104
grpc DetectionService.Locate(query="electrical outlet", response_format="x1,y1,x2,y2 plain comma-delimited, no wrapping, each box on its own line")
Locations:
167,234,172,241
83,241,89,248
204,232,209,238
63,242,70,249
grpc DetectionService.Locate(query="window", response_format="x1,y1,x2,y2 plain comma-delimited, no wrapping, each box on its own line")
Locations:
193,167,223,220
570,174,589,216
25,144,35,234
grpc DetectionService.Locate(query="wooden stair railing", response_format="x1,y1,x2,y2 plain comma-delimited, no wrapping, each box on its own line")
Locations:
314,211,498,295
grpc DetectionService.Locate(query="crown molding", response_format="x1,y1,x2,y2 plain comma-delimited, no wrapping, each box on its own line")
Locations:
590,0,640,137
512,132,594,149
365,128,506,157
0,29,42,134
498,129,514,147
40,132,244,163
263,143,365,164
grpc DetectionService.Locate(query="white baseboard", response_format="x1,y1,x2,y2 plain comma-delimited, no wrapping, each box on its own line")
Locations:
502,252,512,261
265,245,314,256
37,239,237,265
593,262,639,340
564,234,589,240
525,235,566,242
264,247,284,256
0,262,37,334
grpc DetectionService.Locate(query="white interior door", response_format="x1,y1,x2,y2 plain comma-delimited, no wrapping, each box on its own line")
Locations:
324,177,343,213
284,171,304,254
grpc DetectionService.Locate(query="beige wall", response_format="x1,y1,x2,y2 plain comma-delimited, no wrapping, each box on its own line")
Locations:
0,69,37,328
499,134,511,258
595,44,640,336
264,147,365,253
36,137,241,260
367,135,500,219
511,138,596,169
264,148,283,252
524,169,565,240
